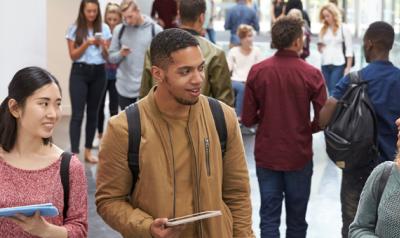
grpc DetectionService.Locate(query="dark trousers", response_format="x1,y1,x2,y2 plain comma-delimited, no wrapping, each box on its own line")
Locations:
118,94,137,110
97,79,118,134
340,167,373,238
69,63,106,153
256,160,313,238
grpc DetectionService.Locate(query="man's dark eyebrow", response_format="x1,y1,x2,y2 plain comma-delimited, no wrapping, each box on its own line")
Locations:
177,61,206,71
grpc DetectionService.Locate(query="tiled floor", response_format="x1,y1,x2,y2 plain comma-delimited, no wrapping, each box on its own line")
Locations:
53,35,351,237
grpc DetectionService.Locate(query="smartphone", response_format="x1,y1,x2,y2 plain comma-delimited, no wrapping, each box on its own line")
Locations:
165,210,222,227
94,32,103,39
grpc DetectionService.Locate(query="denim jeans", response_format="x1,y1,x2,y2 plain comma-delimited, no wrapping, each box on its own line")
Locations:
321,64,345,96
206,28,216,44
256,160,313,238
232,81,245,118
69,63,107,153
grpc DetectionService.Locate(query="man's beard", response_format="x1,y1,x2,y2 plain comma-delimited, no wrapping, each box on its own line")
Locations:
173,95,199,106
164,75,200,106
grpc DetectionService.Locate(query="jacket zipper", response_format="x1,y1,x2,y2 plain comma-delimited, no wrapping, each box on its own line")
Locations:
166,125,177,218
204,138,211,176
186,127,203,238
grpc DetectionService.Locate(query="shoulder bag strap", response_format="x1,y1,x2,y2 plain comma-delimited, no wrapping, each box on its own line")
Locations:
60,152,72,219
126,102,141,193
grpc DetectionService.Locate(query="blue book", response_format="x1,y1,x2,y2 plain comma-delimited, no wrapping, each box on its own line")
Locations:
0,203,59,217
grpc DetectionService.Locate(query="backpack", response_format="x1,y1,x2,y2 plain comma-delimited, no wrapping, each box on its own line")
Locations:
117,23,155,47
60,152,72,218
324,71,379,171
125,97,227,192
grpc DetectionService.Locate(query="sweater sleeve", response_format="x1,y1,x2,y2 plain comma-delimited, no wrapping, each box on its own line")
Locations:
348,162,391,238
221,105,255,238
108,24,124,64
241,66,260,127
310,68,327,133
64,156,88,238
95,115,154,238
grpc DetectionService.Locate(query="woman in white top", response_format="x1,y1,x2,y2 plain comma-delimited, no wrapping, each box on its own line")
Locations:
227,24,262,120
318,3,353,95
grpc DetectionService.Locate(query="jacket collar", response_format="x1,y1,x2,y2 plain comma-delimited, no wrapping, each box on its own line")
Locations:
180,28,201,36
275,49,300,58
145,86,203,125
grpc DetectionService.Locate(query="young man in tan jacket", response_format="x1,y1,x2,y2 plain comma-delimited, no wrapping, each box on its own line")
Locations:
96,28,254,238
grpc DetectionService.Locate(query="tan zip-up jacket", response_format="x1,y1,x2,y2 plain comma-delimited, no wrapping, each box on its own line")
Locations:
139,30,235,107
96,88,254,238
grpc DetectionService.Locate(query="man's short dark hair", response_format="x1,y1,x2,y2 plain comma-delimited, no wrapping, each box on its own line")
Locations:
179,0,206,24
271,16,303,50
364,21,394,51
150,28,200,68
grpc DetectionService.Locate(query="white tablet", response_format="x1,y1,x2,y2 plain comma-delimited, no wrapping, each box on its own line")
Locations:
165,210,222,227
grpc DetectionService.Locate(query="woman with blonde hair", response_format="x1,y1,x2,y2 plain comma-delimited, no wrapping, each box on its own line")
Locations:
318,3,353,95
349,117,400,237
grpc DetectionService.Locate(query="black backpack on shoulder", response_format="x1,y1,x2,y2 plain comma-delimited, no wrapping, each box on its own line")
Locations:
125,97,227,192
324,71,379,171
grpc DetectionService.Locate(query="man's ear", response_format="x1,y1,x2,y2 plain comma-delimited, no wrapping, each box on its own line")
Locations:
151,65,165,84
365,39,373,51
8,99,21,118
292,36,302,50
199,13,205,25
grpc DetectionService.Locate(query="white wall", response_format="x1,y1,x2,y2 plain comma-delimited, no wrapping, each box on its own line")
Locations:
0,0,47,100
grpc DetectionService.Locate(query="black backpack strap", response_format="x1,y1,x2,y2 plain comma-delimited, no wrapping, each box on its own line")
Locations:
349,71,361,84
60,152,72,218
351,71,380,158
126,103,141,193
207,97,227,158
118,25,126,47
151,23,155,38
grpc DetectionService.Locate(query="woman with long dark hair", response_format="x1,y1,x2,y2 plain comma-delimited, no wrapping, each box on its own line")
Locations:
0,67,88,237
66,0,111,163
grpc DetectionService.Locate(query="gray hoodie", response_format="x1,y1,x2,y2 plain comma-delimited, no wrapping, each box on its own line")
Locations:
108,15,162,98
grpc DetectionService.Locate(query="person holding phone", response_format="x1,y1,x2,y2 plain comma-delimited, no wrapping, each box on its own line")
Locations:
108,0,162,110
0,67,88,238
66,0,112,163
318,3,353,95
